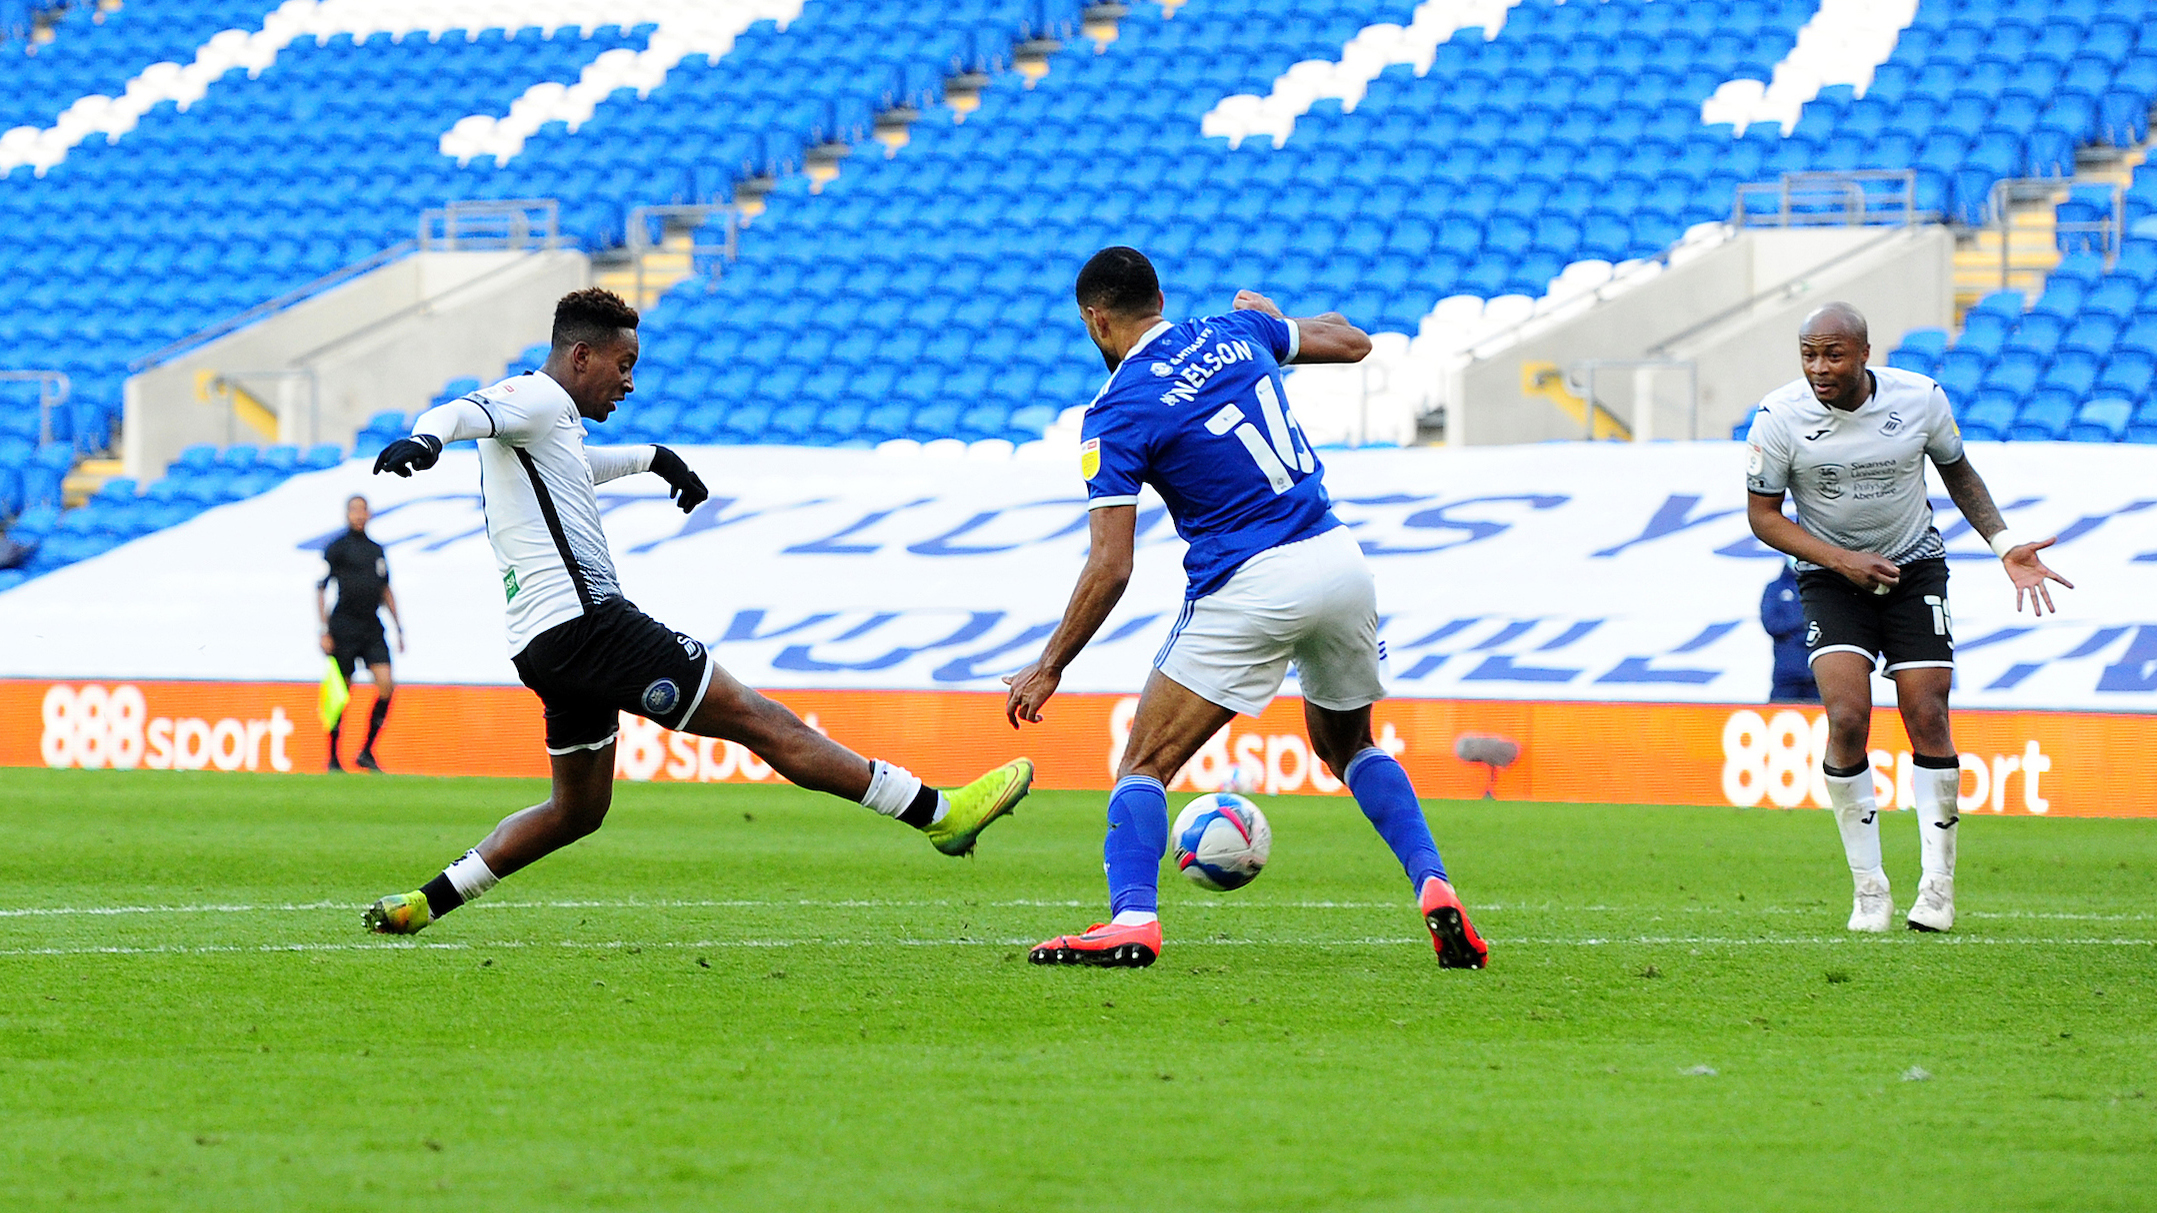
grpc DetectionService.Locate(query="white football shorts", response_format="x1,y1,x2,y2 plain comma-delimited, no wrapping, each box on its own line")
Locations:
1154,525,1387,717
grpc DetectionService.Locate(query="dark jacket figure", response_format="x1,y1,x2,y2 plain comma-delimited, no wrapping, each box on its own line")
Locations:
1762,564,1819,703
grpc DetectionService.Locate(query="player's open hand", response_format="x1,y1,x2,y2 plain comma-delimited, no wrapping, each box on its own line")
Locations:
1833,551,1900,594
649,445,708,514
1003,660,1060,728
1232,289,1284,318
2004,536,2074,615
372,435,442,478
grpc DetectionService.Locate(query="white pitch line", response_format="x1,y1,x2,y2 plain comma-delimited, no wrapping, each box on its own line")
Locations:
0,898,1569,918
1,935,2152,959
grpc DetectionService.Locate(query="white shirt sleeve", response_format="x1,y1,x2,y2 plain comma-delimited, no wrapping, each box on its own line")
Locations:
585,445,656,484
409,398,497,445
1924,382,1966,466
1745,405,1793,495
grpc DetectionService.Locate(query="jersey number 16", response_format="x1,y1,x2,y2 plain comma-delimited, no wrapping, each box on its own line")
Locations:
1205,377,1314,494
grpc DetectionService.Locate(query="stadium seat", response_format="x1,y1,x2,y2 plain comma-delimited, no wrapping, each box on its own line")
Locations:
2067,398,2132,442
2009,396,2074,441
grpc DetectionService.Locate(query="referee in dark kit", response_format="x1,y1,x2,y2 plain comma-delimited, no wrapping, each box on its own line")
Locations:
317,494,404,772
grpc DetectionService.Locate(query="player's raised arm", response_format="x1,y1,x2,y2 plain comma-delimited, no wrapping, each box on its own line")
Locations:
1232,289,1371,364
1003,503,1136,727
1932,454,2074,615
372,397,496,478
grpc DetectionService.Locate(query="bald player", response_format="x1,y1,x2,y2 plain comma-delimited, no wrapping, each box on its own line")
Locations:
1745,302,2072,934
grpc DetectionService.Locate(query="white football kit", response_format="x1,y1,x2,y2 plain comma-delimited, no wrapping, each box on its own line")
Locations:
1744,365,1966,570
412,371,655,655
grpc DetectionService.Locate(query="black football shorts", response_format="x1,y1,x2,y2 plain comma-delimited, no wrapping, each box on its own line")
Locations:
511,597,714,754
328,621,392,681
1796,556,1954,673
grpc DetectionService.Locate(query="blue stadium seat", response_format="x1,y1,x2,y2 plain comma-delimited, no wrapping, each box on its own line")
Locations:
2009,396,2074,440
2067,398,2132,442
2128,399,2157,443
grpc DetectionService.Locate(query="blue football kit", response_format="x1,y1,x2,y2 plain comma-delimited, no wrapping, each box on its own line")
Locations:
1061,308,1458,949
1080,310,1341,599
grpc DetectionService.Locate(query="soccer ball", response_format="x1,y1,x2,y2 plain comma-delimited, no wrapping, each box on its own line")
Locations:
1173,793,1272,891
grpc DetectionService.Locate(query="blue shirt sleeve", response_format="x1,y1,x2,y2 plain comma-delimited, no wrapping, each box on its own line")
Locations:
1080,398,1148,509
1215,309,1298,364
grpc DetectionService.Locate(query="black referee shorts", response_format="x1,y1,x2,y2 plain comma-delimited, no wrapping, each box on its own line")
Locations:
328,622,391,683
512,597,714,755
1797,556,1954,673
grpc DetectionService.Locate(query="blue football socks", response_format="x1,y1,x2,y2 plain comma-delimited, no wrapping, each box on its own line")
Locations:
1103,774,1169,916
1344,747,1447,891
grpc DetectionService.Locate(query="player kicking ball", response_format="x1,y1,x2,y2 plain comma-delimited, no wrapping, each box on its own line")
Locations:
1746,302,2072,934
360,288,1032,934
1005,247,1486,970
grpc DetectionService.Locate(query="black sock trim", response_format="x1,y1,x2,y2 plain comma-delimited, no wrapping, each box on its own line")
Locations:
1910,752,1960,769
1822,761,1869,779
420,872,464,920
897,784,940,829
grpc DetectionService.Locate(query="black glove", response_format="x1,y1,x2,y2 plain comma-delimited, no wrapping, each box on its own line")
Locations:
649,445,708,513
372,434,443,478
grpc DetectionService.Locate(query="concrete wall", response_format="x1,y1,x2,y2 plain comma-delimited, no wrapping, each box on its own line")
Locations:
123,250,589,478
1449,225,1955,446
1661,226,1955,435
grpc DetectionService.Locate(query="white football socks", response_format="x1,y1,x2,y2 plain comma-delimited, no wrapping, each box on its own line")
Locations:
1912,757,1961,882
444,849,499,904
1822,764,1885,888
1111,911,1158,927
861,760,948,825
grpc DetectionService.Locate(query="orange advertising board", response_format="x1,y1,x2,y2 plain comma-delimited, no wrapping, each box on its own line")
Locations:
5,678,2151,817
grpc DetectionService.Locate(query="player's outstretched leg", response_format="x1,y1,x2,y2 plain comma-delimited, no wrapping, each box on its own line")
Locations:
684,662,1032,856
365,662,1032,935
1309,704,1486,969
365,744,614,935
1033,672,1230,969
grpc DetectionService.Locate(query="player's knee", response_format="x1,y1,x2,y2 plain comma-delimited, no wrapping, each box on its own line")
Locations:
1901,700,1951,748
558,790,612,838
1824,700,1869,746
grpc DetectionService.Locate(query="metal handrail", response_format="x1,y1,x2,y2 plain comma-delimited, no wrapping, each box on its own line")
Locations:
418,198,562,251
204,369,320,448
625,203,741,306
0,370,69,446
1987,178,2122,289
1733,170,1921,229
1567,358,1699,441
130,241,420,372
1644,223,1917,358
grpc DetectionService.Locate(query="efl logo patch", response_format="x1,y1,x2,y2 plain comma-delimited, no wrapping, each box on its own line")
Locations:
1745,444,1763,477
1080,437,1101,481
502,567,520,602
642,679,681,716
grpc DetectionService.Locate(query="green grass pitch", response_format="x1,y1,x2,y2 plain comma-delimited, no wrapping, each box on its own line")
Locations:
1,768,2152,1211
